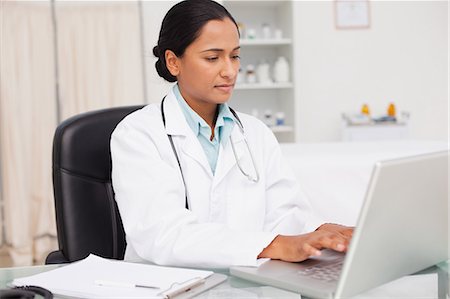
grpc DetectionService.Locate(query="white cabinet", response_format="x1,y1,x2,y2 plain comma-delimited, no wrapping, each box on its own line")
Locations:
342,123,410,142
341,113,410,141
223,0,296,142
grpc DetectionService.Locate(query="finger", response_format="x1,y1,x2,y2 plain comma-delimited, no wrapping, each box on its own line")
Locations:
302,242,322,257
317,235,347,252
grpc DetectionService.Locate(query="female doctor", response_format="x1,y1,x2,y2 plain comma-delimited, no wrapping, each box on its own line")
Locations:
111,0,353,268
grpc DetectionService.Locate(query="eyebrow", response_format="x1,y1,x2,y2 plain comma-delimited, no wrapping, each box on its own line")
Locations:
200,46,241,53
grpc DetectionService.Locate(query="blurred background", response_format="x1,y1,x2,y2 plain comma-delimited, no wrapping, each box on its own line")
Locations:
0,0,448,267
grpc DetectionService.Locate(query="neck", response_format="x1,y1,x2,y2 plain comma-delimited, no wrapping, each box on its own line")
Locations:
189,101,218,128
178,88,218,129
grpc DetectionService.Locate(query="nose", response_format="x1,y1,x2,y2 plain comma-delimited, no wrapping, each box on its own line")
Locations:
220,57,238,79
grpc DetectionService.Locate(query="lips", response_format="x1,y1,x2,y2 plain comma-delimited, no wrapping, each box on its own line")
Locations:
215,84,235,93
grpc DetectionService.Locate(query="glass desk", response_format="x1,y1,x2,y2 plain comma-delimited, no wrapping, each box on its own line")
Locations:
0,265,301,299
0,261,447,298
437,260,449,299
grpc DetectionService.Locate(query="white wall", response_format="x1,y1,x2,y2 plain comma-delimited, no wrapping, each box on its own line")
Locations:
141,1,177,103
142,1,448,142
293,1,448,142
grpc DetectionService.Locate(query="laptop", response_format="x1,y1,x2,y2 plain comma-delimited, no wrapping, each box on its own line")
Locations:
230,151,449,299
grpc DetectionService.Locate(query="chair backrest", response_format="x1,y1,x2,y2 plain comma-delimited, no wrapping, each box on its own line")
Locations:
51,105,144,263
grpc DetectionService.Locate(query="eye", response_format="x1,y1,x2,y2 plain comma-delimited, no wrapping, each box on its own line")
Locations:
232,55,241,60
206,57,218,62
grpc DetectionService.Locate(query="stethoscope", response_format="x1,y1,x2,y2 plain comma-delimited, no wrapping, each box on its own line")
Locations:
161,97,260,209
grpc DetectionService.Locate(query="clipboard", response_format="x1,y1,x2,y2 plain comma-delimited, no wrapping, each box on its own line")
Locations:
12,254,227,299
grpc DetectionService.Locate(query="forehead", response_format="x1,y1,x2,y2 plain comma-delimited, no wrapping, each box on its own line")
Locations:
189,18,240,52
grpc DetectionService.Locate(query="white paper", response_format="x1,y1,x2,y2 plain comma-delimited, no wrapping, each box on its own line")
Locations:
12,254,213,299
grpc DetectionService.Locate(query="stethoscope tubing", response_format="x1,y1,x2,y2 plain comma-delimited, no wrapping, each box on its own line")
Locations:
160,97,260,209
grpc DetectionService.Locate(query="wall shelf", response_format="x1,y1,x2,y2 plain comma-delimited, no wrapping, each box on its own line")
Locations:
239,38,292,46
270,125,294,133
224,0,295,142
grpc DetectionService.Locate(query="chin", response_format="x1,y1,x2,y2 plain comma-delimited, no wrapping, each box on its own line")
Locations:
216,93,233,104
216,97,231,105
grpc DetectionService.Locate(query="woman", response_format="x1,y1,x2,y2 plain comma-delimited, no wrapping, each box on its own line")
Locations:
111,0,353,268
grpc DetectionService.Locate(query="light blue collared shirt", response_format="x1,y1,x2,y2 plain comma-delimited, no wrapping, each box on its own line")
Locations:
173,84,235,174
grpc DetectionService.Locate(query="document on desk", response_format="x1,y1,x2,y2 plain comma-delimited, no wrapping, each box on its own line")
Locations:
12,254,223,298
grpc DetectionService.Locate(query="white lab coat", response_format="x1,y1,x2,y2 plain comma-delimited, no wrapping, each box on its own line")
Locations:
110,88,322,268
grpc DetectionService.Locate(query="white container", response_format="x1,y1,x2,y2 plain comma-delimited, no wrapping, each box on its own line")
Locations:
246,64,257,84
247,28,256,39
256,62,271,84
273,56,290,83
262,23,271,39
274,29,283,39
236,68,244,84
263,109,275,127
275,112,285,126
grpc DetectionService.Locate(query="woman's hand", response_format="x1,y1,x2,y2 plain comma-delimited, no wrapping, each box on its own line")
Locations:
258,224,354,262
316,223,354,240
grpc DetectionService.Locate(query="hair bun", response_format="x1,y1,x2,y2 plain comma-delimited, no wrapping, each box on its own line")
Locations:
152,46,160,58
155,59,177,83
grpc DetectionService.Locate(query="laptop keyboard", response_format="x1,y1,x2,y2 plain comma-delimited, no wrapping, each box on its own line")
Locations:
297,259,343,283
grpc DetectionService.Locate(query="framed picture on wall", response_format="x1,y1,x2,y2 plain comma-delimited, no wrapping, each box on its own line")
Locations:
335,0,370,29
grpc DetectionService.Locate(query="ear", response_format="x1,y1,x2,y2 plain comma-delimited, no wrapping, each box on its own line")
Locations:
165,50,180,77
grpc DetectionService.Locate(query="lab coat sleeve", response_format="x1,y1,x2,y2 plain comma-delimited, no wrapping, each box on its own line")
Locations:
111,115,276,268
261,128,324,235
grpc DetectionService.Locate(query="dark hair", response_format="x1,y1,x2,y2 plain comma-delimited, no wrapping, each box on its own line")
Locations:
153,0,238,82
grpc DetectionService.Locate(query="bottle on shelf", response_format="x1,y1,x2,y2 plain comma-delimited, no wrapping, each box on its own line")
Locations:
236,68,244,84
387,103,396,117
246,64,256,84
247,28,256,39
275,112,285,126
263,109,274,127
222,0,295,141
399,111,410,124
273,56,290,83
262,23,271,39
361,103,370,116
256,61,271,84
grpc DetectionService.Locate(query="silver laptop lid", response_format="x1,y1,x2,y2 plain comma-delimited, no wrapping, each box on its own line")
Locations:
230,151,448,298
335,151,448,298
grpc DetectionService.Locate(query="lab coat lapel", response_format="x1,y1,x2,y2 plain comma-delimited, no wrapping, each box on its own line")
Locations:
163,91,212,176
163,90,188,137
181,134,212,176
214,125,245,185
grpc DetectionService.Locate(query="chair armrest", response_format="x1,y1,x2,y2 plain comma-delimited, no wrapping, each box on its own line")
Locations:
45,250,70,264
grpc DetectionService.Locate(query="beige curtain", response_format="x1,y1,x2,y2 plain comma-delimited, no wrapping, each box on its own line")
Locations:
0,1,145,266
0,1,58,266
55,2,145,120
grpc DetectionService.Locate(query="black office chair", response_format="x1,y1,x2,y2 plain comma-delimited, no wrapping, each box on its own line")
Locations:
45,105,144,264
